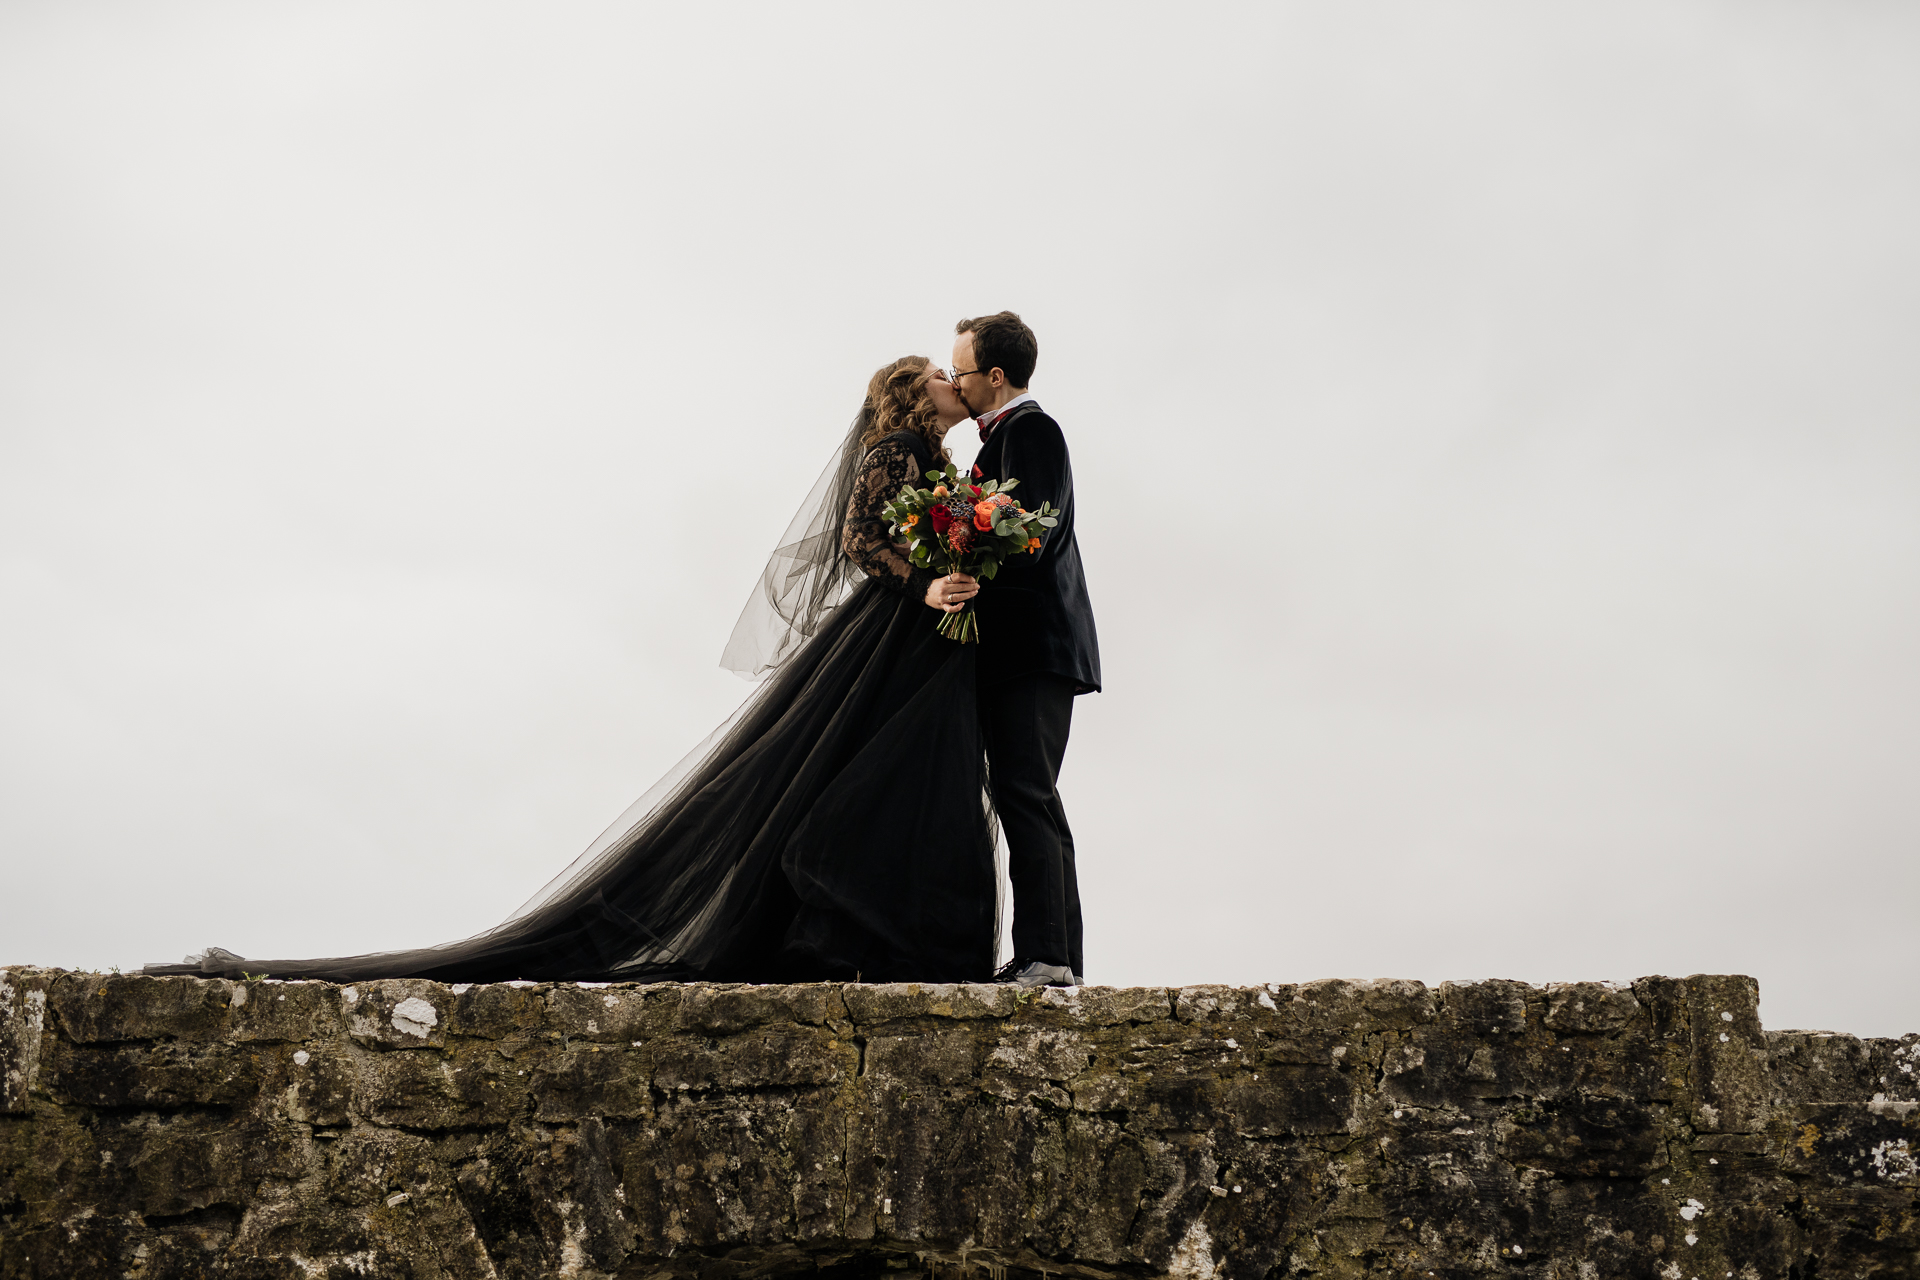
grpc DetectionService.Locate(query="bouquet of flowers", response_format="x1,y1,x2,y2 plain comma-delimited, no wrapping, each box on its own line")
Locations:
881,463,1059,643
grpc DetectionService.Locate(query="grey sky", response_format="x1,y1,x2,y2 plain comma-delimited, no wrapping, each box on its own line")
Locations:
3,4,1915,1035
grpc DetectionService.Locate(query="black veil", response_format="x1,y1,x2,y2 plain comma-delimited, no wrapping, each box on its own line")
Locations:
149,409,1002,984
718,407,872,679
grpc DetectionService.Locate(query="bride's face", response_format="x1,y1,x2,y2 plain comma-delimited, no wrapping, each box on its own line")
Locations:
925,367,972,428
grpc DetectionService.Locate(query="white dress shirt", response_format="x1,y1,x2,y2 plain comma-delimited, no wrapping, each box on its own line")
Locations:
978,391,1036,433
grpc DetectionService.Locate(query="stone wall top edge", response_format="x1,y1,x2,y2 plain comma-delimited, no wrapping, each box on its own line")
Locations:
1,965,1786,1017
6,966,1760,989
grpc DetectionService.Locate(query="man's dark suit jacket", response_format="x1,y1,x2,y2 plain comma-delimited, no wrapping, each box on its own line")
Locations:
970,400,1101,694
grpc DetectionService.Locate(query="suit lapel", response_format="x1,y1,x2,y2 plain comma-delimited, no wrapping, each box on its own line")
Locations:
976,400,1042,479
986,400,1042,436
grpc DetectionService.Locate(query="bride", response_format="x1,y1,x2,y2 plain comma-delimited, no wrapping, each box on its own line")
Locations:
148,356,1001,984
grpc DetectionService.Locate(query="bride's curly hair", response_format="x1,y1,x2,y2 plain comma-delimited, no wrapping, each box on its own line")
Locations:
859,356,951,469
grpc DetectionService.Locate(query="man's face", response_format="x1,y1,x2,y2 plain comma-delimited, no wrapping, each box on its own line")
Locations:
950,331,999,417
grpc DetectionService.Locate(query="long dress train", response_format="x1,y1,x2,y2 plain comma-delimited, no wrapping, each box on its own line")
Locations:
145,423,999,984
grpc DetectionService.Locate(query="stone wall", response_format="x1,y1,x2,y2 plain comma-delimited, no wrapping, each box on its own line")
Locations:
0,969,1914,1279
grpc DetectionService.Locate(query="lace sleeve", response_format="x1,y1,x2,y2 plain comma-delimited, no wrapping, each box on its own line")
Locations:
842,438,935,598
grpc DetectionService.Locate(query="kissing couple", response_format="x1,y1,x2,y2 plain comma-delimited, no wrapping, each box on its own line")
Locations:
151,312,1101,990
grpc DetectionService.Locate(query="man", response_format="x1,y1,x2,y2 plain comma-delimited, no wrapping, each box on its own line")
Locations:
944,312,1100,989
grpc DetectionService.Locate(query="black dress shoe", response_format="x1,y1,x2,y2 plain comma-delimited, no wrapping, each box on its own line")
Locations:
992,958,1077,988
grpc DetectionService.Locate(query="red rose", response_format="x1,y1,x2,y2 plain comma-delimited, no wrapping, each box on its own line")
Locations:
968,484,982,497
929,505,953,534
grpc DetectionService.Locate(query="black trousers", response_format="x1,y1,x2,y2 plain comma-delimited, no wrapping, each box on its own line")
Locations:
979,671,1082,976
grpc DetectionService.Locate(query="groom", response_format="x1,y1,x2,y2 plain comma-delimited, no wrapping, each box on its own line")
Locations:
946,312,1101,989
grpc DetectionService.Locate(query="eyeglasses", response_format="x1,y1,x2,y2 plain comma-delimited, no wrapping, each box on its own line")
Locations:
947,366,989,381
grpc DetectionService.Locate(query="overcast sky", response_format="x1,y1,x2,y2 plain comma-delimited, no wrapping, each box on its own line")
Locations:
3,3,1915,1036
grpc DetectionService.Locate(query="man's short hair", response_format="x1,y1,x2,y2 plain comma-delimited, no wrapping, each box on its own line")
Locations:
955,311,1038,389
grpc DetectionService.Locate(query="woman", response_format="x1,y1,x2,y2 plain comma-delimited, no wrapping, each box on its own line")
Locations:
148,357,998,984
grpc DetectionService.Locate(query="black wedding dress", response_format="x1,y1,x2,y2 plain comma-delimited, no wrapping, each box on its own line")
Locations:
146,419,1000,985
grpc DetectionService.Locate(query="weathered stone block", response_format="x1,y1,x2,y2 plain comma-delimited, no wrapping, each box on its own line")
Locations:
676,982,844,1033
227,977,341,1043
341,978,453,1050
1035,982,1172,1025
48,971,232,1043
542,980,665,1043
1543,979,1642,1033
531,1042,653,1121
1219,1063,1355,1135
1493,1095,1665,1177
0,971,49,1115
354,1041,529,1130
653,1023,856,1092
445,978,550,1040
1686,972,1770,1132
865,1027,980,1086
284,1039,355,1126
40,1035,274,1109
838,980,1019,1025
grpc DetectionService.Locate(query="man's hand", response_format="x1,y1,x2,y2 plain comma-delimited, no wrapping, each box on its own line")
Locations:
926,572,980,613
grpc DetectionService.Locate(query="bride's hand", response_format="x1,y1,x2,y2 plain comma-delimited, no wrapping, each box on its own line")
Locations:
925,572,979,613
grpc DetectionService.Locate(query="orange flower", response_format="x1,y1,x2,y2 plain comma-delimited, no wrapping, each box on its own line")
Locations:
903,514,919,527
973,500,998,532
1026,537,1042,553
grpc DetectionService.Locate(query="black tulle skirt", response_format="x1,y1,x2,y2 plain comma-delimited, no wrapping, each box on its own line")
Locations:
147,580,1000,984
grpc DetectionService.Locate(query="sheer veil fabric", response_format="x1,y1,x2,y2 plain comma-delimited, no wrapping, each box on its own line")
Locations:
148,413,1003,985
717,409,872,680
